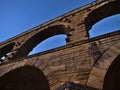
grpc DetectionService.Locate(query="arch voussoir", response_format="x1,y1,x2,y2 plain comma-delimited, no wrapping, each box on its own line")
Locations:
87,42,120,89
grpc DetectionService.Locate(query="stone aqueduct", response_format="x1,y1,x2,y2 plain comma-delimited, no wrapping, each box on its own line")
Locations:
0,0,120,90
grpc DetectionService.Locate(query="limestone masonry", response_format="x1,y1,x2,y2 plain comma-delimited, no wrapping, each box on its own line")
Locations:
0,0,120,90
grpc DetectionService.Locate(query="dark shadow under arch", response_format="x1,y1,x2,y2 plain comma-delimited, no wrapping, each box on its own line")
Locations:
14,25,69,58
0,66,50,90
103,55,120,90
29,34,67,55
0,42,15,62
89,14,120,38
85,0,120,30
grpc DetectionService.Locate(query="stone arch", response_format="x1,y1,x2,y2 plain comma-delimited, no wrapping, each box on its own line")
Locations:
28,34,67,55
87,42,120,89
0,65,50,90
85,0,120,31
0,42,15,62
103,55,120,90
89,14,120,38
94,42,120,69
14,24,70,58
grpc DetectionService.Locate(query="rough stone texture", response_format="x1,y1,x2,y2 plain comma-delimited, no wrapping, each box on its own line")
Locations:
57,82,99,90
0,0,120,90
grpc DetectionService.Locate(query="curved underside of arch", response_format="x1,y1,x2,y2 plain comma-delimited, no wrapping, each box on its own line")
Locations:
85,0,120,30
25,25,68,48
103,55,120,90
14,25,68,58
87,42,120,89
0,42,15,57
0,42,15,62
0,66,50,90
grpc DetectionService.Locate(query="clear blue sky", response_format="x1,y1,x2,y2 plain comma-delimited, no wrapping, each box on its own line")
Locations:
0,0,120,55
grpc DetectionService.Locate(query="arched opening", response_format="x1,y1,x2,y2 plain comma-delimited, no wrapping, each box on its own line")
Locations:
0,66,50,90
16,25,69,57
85,0,120,38
0,42,15,63
89,14,120,38
103,55,120,90
29,34,67,55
